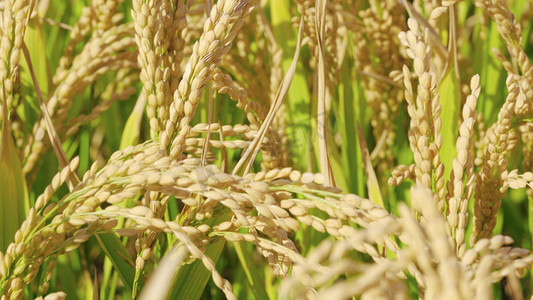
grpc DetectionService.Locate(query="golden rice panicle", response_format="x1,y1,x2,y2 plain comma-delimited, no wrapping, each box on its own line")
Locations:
34,291,67,300
22,23,137,175
132,0,175,138
398,18,446,210
503,170,533,190
324,3,341,80
119,202,235,298
472,255,494,300
258,15,291,170
389,164,416,186
521,123,533,201
353,0,406,178
473,111,487,167
62,70,139,143
184,135,251,151
227,15,271,107
0,208,42,298
292,0,340,85
220,19,291,172
462,235,533,299
293,0,316,59
167,0,189,92
161,0,257,159
0,144,175,296
446,74,480,257
2,0,533,298
211,68,264,127
52,4,94,85
474,0,532,85
470,75,521,245
0,0,32,112
278,218,405,300
409,184,472,299
293,0,340,85
172,231,237,300
35,156,80,211
219,36,269,107
132,196,161,293
53,0,122,85
474,0,533,119
265,21,283,107
249,228,297,277
132,184,173,296
260,131,289,171
92,0,122,35
314,3,340,94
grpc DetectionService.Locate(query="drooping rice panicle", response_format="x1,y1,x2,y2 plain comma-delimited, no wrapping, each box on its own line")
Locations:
470,75,521,245
161,0,257,159
447,74,480,257
398,18,446,210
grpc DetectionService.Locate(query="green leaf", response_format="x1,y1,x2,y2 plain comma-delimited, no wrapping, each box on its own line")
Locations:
234,241,269,300
21,18,51,99
138,243,189,300
356,124,384,208
169,239,226,300
56,253,80,299
0,105,29,252
271,0,312,171
339,51,367,196
95,233,137,295
120,95,145,149
439,8,461,183
438,65,460,182
169,213,230,300
19,17,51,130
472,16,506,125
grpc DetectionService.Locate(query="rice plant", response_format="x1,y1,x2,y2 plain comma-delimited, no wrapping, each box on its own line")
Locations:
1,0,533,299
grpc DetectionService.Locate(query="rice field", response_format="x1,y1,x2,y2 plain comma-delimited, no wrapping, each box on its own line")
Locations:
1,0,533,299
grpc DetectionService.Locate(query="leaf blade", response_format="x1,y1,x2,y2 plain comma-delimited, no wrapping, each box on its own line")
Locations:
95,233,137,294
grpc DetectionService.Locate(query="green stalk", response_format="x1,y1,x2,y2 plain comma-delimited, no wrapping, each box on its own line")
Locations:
0,90,28,252
234,241,269,300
